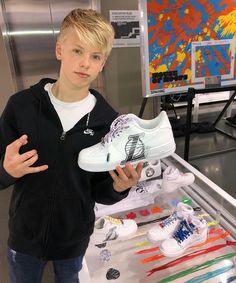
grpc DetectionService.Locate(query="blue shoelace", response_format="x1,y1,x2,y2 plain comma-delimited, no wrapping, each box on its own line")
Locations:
173,220,195,243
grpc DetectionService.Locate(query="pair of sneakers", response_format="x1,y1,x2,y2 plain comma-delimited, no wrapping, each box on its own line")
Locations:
147,202,208,257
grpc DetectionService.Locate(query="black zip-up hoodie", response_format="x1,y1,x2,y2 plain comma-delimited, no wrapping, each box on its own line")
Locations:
0,78,128,260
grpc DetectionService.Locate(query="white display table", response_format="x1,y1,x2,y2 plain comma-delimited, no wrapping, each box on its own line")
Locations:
80,153,236,282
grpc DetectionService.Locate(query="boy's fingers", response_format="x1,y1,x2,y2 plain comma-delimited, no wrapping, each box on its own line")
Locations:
18,134,28,144
123,162,141,180
19,150,37,162
135,162,143,177
109,170,118,181
23,154,38,167
115,166,129,181
6,135,28,155
26,165,48,174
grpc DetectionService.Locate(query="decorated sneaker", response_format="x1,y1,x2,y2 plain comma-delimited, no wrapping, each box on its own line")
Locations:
161,166,195,193
147,202,194,242
78,111,175,172
95,181,161,218
90,216,138,243
160,216,208,257
139,160,161,182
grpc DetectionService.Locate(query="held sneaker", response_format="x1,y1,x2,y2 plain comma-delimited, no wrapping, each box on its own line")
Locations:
147,202,194,242
90,216,138,243
160,216,208,257
139,160,162,182
161,166,195,193
78,111,175,172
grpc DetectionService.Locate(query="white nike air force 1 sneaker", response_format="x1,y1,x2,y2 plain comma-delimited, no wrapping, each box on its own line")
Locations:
160,216,208,257
161,166,195,193
78,111,175,172
147,202,194,243
90,216,138,243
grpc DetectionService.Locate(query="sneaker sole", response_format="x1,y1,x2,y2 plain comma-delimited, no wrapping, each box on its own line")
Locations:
160,232,208,258
79,142,176,172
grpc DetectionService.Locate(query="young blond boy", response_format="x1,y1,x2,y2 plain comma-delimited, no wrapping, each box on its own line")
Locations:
0,8,142,282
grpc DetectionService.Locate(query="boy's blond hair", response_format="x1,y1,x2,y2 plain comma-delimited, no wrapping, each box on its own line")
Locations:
58,8,114,57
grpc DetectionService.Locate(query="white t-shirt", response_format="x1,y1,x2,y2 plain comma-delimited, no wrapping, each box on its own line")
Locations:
44,83,96,131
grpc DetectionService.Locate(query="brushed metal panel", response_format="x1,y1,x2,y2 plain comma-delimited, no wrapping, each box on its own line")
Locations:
1,0,92,90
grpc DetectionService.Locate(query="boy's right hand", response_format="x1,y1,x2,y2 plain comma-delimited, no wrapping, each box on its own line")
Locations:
3,134,48,178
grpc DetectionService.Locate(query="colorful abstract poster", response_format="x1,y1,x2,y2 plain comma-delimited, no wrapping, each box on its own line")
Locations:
140,0,236,97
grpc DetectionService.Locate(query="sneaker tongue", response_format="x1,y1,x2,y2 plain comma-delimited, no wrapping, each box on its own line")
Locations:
105,216,122,226
165,167,179,179
176,203,191,218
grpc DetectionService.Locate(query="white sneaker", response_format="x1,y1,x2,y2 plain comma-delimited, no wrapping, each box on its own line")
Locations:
147,202,194,242
95,180,161,217
78,111,175,172
161,166,195,193
160,216,208,257
139,160,161,182
90,216,138,243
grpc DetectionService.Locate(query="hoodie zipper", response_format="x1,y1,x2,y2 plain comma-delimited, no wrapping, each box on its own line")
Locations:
41,110,92,258
41,131,66,258
60,131,66,141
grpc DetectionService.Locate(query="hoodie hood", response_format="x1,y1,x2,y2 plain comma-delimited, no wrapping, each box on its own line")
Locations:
30,78,118,129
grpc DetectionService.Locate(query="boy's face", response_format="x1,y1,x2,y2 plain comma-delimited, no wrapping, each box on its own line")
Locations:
56,28,106,90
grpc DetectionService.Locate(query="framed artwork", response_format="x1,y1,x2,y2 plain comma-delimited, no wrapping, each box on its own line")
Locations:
139,0,236,97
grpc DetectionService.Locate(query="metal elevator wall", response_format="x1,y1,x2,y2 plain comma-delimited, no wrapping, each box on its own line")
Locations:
0,0,92,91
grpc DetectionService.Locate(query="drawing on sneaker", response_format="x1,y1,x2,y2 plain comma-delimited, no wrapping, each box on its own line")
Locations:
78,111,175,172
121,133,146,164
139,160,162,182
147,202,194,243
90,216,138,244
160,216,208,257
161,166,195,193
104,226,118,241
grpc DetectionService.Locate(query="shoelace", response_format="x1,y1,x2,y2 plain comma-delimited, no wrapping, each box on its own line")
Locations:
146,240,236,276
101,115,130,145
173,219,195,243
105,216,123,226
139,231,230,264
160,211,178,229
157,252,236,283
101,115,131,162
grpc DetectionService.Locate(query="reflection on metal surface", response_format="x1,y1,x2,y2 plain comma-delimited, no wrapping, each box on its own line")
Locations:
3,30,59,36
0,0,92,90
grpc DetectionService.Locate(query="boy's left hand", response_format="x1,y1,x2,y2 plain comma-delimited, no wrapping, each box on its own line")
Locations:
109,162,143,193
